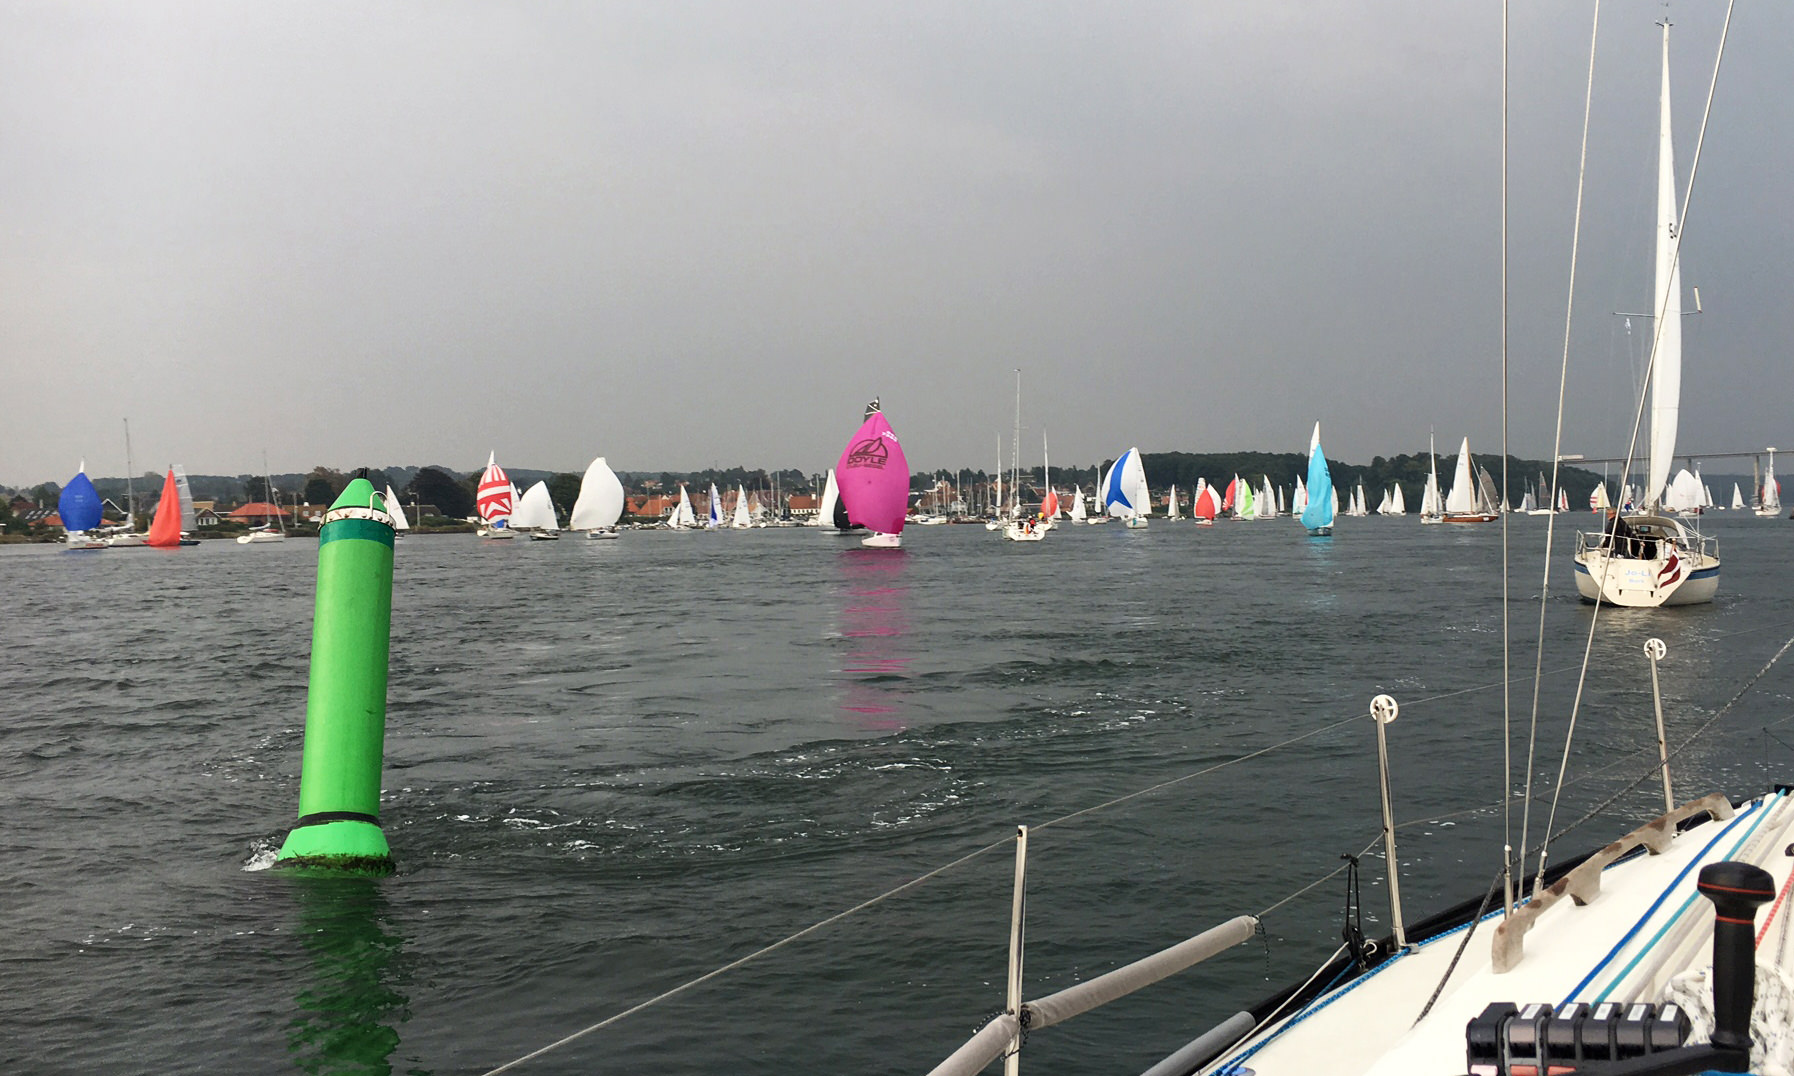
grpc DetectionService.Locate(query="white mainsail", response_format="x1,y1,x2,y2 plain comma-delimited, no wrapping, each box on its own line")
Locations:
732,484,752,528
1392,484,1406,515
1645,21,1684,508
817,470,840,527
1165,484,1180,520
1068,486,1086,522
1731,483,1746,510
1444,437,1477,515
1762,451,1782,514
174,465,197,533
1292,476,1308,515
569,457,625,531
672,485,697,527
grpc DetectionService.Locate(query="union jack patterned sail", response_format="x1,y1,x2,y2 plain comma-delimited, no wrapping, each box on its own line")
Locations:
835,403,909,536
476,451,514,526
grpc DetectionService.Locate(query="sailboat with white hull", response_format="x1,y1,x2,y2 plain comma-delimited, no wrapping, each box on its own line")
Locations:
1573,20,1717,607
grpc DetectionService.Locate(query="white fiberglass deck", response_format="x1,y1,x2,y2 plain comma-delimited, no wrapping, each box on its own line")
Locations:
1205,791,1794,1075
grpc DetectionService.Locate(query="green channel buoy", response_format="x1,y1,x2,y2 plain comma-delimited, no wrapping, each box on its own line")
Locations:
275,478,397,874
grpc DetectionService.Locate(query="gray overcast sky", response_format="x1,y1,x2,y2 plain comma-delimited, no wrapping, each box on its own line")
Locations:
3,1,1789,487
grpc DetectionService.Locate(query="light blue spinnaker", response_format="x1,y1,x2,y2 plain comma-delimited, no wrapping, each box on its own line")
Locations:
59,466,103,533
1300,423,1334,536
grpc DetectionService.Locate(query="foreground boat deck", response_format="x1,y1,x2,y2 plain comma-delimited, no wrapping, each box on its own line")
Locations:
1206,790,1794,1075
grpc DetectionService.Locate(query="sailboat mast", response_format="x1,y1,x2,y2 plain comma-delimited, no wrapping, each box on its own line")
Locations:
1010,368,1021,514
1646,18,1683,508
122,418,137,526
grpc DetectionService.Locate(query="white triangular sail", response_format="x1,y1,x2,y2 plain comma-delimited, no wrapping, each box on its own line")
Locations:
384,484,411,531
1392,485,1407,515
670,485,696,527
569,458,626,531
1763,453,1782,512
174,465,197,533
1166,485,1180,520
1732,483,1746,510
1292,476,1309,515
817,470,840,527
732,484,752,528
1445,438,1478,514
1068,485,1086,522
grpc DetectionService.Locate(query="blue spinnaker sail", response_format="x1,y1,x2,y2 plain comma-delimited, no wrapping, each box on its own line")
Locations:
1300,425,1334,533
1105,449,1136,511
58,469,103,532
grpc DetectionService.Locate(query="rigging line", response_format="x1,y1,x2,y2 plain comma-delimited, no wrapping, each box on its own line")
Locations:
1413,869,1505,1026
475,834,1013,1076
1256,834,1383,921
1521,0,1607,903
1548,628,1794,849
1534,2,1739,891
1521,0,1604,899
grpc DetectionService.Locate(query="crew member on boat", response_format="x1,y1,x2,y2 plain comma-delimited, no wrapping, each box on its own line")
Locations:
1600,509,1656,559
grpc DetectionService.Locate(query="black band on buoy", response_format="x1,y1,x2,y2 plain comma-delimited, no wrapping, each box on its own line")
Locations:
292,811,381,830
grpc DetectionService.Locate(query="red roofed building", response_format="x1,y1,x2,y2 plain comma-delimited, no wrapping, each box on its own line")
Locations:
227,502,290,526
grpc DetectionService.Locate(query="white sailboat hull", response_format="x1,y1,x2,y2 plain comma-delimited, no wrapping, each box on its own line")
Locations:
1571,515,1718,607
860,532,901,548
1001,521,1045,542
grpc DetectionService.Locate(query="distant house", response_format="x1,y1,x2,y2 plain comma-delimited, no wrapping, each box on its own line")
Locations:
194,507,221,528
632,495,676,518
226,502,290,526
788,494,820,519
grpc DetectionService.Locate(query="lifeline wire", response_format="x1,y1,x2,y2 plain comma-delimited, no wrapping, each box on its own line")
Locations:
1532,0,1737,891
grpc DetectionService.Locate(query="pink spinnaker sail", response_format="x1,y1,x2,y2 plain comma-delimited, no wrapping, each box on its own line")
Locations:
835,410,909,536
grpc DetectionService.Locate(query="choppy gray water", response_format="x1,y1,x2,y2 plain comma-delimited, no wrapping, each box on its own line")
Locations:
4,516,1791,1074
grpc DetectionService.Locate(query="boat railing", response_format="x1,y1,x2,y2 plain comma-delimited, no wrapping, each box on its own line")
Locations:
1573,528,1719,563
923,915,1259,1076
